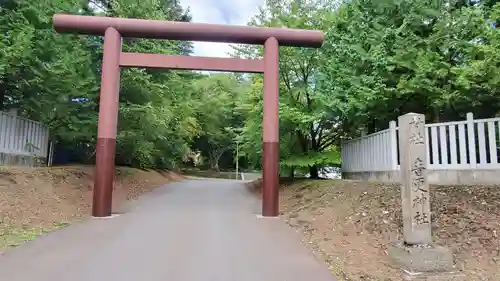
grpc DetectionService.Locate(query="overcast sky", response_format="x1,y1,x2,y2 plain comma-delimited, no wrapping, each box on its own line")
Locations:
178,0,264,57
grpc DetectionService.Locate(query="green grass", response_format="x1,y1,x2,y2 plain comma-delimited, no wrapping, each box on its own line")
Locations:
181,168,262,180
181,169,240,179
0,220,71,251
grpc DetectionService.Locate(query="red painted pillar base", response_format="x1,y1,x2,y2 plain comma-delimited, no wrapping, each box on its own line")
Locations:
93,138,116,216
262,142,279,216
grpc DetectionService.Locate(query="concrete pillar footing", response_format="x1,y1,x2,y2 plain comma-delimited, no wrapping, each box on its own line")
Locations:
388,241,465,281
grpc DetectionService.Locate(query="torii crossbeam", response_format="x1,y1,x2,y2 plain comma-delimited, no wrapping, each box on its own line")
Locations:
53,14,324,218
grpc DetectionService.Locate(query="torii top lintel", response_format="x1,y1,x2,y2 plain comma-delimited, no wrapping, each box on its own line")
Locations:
52,14,324,48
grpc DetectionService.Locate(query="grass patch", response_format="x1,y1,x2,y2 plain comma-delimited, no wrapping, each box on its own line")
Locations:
0,220,73,250
181,169,240,179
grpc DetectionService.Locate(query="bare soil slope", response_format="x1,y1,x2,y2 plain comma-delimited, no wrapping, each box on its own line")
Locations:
248,179,500,281
0,165,183,251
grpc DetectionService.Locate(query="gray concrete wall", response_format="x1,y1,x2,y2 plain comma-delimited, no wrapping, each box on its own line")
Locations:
242,172,262,181
342,169,500,185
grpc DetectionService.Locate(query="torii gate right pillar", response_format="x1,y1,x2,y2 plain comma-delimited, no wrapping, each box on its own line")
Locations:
262,37,279,217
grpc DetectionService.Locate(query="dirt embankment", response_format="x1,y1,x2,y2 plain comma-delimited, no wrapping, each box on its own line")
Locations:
249,179,500,281
0,165,183,251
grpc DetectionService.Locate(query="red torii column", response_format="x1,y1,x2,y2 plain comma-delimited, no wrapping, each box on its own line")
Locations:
53,14,324,218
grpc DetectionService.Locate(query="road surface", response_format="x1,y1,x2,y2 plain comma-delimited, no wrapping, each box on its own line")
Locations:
0,179,336,281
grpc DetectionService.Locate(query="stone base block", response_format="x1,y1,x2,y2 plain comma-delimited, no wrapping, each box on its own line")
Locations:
388,241,466,280
401,270,467,281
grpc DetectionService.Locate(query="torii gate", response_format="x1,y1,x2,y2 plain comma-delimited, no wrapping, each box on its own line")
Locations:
52,14,324,218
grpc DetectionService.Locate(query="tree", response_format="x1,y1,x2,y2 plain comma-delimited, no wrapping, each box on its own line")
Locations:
233,0,341,178
104,0,199,168
318,0,500,139
0,0,201,169
0,0,99,156
3,0,500,174
190,74,247,171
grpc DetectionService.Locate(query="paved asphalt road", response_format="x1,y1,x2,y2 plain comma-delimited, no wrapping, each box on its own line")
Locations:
0,179,336,281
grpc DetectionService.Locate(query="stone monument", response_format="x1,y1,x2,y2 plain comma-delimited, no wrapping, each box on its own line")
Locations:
388,113,464,280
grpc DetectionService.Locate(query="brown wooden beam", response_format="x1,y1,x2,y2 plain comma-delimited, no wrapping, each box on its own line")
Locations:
53,14,323,48
119,52,265,73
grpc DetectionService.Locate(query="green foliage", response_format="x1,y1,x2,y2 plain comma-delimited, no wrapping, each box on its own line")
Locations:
233,0,342,176
319,0,500,135
233,0,500,177
280,150,341,168
2,0,500,176
190,74,248,170
0,0,198,169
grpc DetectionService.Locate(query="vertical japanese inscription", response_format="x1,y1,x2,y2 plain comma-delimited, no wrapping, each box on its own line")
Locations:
411,158,429,224
409,116,425,145
408,116,430,226
399,113,432,245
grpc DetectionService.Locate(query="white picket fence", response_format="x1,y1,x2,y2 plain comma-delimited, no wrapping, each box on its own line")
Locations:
341,112,500,173
0,110,51,162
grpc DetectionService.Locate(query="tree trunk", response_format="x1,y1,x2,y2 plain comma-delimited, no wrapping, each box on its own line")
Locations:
434,107,440,122
209,148,225,172
369,119,376,134
309,165,319,179
211,162,219,171
289,167,295,179
209,155,220,171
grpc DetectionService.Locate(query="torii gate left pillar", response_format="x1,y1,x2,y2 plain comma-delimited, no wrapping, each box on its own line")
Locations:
53,14,323,218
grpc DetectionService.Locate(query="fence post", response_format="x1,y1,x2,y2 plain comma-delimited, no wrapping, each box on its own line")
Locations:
48,140,54,167
9,114,17,157
466,112,477,168
389,120,398,170
340,139,345,172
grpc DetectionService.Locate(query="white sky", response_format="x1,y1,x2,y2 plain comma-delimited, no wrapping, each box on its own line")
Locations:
178,0,264,57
